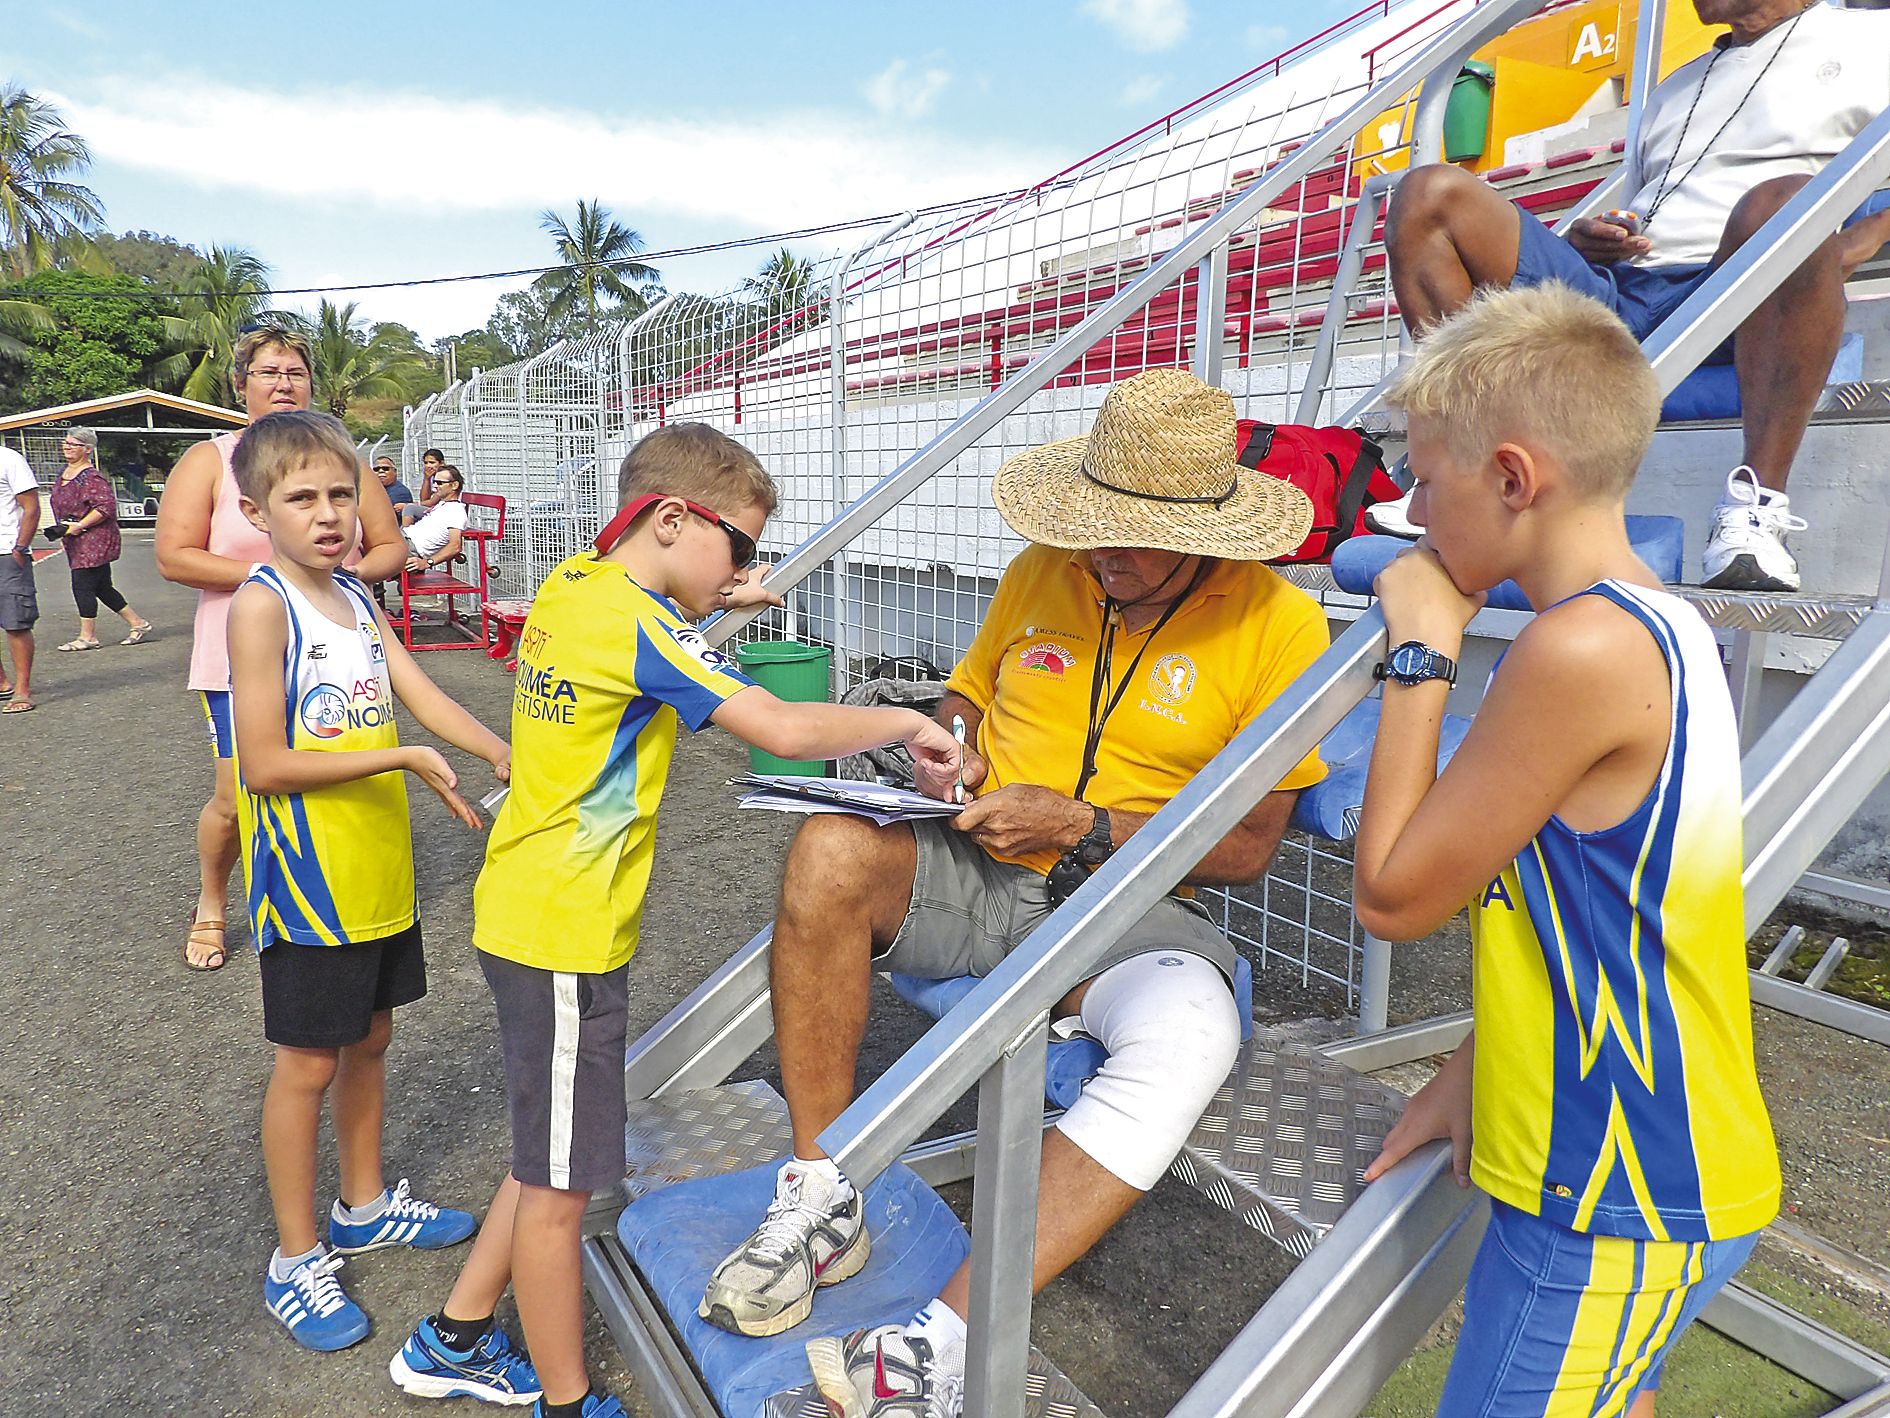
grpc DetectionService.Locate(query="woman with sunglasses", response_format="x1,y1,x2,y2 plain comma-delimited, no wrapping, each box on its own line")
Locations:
155,327,408,971
45,426,154,650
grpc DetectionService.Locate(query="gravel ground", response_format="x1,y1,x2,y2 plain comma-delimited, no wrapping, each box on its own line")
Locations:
4,537,1886,1418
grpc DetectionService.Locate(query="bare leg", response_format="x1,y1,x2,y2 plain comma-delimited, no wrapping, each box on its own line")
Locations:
511,1182,594,1405
1385,164,1527,335
443,1173,522,1321
5,629,32,705
770,815,919,1158
935,1128,1141,1317
115,603,150,632
78,614,99,642
189,758,240,966
1714,175,1890,493
332,1009,392,1209
263,1044,340,1257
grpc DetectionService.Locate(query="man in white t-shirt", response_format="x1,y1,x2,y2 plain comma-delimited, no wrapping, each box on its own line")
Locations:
1380,0,1890,592
0,445,41,712
401,465,468,573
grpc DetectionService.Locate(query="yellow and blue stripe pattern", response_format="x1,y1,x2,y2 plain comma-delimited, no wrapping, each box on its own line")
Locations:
237,568,417,950
474,552,754,976
1438,1198,1758,1414
1469,580,1778,1243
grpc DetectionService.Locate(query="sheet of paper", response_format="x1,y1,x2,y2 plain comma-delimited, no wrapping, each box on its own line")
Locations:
729,773,962,822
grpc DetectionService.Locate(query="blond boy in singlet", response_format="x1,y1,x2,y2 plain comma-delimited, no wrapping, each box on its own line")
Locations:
226,411,511,1352
1355,283,1779,1417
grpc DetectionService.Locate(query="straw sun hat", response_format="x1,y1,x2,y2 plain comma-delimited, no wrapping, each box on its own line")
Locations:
992,368,1313,561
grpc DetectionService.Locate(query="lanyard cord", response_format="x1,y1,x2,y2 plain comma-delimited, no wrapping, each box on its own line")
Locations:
1074,560,1210,799
1644,6,1808,225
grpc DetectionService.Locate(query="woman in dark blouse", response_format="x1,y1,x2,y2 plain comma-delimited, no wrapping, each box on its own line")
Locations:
46,428,153,649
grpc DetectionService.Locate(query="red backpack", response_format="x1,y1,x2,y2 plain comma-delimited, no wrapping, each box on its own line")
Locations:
1235,419,1402,564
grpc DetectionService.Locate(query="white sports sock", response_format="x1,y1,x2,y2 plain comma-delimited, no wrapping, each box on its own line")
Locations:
905,1298,968,1378
270,1243,324,1283
787,1154,852,1200
333,1188,391,1224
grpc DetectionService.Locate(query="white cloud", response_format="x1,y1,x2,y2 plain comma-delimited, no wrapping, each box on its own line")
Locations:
1082,0,1189,52
1120,74,1168,109
863,59,953,120
49,73,1047,233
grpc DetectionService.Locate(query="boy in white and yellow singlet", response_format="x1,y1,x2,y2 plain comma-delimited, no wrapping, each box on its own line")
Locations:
1354,285,1779,1418
226,412,510,1355
388,424,962,1418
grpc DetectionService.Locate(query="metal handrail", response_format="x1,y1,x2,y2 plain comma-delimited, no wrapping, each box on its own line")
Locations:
699,0,1558,651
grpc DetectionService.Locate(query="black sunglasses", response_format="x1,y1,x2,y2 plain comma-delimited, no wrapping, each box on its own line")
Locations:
596,494,758,569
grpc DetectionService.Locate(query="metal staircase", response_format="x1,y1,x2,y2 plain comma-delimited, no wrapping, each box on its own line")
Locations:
572,2,1890,1413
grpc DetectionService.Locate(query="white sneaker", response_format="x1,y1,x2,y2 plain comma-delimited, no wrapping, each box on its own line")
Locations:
806,1323,965,1418
1363,457,1420,539
699,1159,869,1336
1701,466,1806,593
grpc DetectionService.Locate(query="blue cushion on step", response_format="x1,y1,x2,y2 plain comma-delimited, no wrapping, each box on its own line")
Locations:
618,1162,968,1418
1331,514,1684,610
1662,330,1862,422
890,954,1254,1108
1289,696,1474,842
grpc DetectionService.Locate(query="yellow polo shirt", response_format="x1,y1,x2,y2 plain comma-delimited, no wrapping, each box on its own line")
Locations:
945,545,1328,876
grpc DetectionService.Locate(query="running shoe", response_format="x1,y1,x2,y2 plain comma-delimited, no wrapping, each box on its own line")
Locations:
529,1393,626,1418
699,1160,869,1336
1363,456,1420,539
264,1248,370,1352
390,1316,541,1405
329,1177,477,1254
1702,465,1806,592
805,1324,963,1418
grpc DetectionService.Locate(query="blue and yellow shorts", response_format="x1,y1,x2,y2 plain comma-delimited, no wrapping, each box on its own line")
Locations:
1437,1199,1758,1417
199,689,235,760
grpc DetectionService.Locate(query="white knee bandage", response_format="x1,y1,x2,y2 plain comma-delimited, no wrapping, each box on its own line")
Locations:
1052,951,1241,1191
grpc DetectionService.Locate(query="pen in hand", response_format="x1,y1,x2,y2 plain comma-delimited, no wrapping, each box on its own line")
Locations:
952,715,967,804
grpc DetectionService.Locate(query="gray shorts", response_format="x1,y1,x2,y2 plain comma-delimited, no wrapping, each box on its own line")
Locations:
876,820,1237,984
0,552,36,633
478,950,630,1193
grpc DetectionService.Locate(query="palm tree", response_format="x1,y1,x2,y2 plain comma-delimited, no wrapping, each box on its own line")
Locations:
533,199,663,330
308,299,428,420
742,247,826,319
163,247,276,405
0,86,106,278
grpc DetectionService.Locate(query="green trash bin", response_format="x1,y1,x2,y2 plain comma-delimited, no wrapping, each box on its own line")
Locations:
1443,60,1496,163
733,640,834,777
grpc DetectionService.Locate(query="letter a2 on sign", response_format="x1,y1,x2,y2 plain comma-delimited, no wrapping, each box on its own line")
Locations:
1568,18,1619,68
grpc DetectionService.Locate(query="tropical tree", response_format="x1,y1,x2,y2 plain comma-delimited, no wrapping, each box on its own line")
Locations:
533,199,663,331
163,246,276,405
0,269,175,412
0,86,106,278
742,247,827,320
308,299,430,420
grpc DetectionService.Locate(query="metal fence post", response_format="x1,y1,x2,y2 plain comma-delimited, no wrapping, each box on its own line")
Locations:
961,1011,1051,1418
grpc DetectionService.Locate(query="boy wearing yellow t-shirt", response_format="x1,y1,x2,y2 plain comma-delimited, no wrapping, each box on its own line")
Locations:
391,423,962,1418
1355,285,1778,1417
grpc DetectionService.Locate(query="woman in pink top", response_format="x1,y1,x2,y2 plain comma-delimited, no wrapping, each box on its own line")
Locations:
155,327,406,970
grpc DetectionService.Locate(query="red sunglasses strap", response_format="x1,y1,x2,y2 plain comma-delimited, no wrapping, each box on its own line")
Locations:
595,494,667,554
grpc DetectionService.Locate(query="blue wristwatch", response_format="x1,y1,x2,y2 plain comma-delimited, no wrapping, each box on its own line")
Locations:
1374,640,1458,687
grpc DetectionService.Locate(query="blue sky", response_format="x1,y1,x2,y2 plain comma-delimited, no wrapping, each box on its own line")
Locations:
11,1,1366,341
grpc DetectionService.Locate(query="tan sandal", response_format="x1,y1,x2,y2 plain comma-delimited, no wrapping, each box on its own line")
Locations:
186,919,227,971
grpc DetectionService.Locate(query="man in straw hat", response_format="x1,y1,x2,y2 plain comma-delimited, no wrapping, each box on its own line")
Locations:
701,369,1332,1417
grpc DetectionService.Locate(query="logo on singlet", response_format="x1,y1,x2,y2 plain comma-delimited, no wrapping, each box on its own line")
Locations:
669,622,734,673
299,684,351,740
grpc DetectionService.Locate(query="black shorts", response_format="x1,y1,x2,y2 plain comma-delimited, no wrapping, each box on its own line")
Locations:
260,922,427,1048
479,950,629,1194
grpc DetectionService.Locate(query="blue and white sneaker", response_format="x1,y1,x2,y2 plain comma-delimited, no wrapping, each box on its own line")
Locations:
264,1248,370,1352
389,1316,541,1405
530,1394,626,1418
329,1178,476,1254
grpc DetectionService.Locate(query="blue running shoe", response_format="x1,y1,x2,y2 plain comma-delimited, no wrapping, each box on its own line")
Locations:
390,1316,541,1405
264,1249,370,1352
329,1178,476,1254
530,1393,626,1418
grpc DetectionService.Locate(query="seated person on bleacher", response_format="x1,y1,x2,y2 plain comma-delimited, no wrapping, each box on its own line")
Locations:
402,466,467,575
699,369,1331,1418
1375,0,1890,592
373,455,414,511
